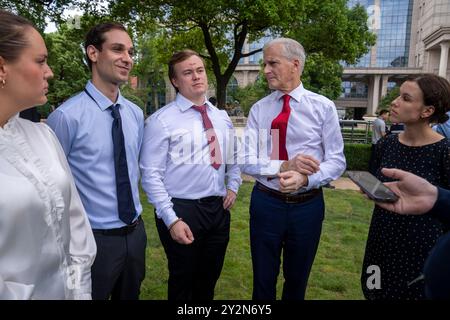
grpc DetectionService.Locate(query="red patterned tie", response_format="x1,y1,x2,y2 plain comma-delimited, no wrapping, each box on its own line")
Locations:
192,105,222,170
270,94,291,160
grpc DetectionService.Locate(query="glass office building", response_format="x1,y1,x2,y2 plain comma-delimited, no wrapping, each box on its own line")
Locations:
346,0,413,68
342,0,414,108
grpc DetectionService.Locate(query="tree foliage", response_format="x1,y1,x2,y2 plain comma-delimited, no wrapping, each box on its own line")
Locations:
3,0,377,110
379,86,400,110
0,0,75,30
44,20,94,108
108,0,316,108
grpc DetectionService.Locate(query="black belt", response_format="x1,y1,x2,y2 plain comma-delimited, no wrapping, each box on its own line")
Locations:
93,215,142,236
172,196,222,204
255,181,322,204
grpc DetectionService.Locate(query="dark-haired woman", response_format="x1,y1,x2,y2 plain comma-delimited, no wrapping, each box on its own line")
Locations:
361,74,450,300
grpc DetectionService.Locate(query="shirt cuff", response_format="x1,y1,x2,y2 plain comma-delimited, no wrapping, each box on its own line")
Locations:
160,206,179,229
227,179,242,195
303,172,320,191
260,160,284,176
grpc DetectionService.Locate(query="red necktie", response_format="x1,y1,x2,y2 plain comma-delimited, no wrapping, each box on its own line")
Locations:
192,105,222,170
270,94,291,160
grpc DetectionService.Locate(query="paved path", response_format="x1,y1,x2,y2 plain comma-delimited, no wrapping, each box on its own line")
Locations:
241,174,359,191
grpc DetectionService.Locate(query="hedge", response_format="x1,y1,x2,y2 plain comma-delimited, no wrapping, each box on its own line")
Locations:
344,143,371,171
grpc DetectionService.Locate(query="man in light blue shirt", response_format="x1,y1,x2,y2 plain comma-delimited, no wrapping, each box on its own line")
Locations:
46,22,146,300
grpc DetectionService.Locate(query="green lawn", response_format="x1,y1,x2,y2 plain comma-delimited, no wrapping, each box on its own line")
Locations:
139,182,374,300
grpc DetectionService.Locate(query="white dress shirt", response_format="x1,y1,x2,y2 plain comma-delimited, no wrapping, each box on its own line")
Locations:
140,94,242,228
0,115,96,299
241,83,346,191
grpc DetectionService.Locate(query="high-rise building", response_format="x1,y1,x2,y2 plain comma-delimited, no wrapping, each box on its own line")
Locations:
338,0,450,118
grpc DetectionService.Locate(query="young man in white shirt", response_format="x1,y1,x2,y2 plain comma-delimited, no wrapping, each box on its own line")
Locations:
139,50,241,300
240,38,346,300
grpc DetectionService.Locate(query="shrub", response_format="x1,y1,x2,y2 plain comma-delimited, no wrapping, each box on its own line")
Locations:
344,143,371,171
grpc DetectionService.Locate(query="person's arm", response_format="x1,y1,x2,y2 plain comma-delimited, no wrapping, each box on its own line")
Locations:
375,168,440,215
380,121,387,137
239,105,285,177
46,109,74,156
48,127,96,300
431,187,450,228
299,104,346,191
223,116,242,210
139,116,193,244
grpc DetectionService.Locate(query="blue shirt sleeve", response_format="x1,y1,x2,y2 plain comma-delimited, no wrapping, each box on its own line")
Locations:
46,109,73,156
431,187,450,229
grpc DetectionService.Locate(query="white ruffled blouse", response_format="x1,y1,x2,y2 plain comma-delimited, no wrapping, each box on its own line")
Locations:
0,115,96,299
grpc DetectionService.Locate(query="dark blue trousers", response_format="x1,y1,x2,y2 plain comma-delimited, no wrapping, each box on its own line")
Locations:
250,186,324,300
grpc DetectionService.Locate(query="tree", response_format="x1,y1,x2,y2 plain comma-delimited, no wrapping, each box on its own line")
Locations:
0,0,75,30
5,1,376,110
107,0,375,107
379,86,400,110
44,24,90,108
107,0,311,108
287,1,376,100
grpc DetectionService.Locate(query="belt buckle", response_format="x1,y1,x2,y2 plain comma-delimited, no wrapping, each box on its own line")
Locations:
284,195,298,204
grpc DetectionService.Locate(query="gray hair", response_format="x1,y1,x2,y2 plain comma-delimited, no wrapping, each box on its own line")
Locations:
263,38,306,73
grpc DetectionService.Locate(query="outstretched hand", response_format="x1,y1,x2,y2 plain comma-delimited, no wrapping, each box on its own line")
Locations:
375,168,438,215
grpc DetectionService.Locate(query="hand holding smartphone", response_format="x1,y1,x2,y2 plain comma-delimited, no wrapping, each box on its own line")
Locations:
348,171,399,203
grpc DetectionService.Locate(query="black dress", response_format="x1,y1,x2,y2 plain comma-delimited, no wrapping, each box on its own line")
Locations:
361,134,450,300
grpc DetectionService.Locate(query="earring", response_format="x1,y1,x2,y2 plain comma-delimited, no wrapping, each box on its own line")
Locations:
1,79,5,89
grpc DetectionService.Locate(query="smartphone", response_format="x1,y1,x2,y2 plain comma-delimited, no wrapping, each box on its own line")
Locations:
347,171,399,203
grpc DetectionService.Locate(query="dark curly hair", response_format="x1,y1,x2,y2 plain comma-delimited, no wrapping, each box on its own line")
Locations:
406,74,450,124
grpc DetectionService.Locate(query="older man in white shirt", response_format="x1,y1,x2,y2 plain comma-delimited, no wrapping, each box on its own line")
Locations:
241,38,346,300
139,49,241,300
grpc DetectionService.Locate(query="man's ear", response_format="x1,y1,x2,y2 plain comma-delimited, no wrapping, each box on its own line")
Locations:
170,77,179,90
86,45,99,65
292,58,300,72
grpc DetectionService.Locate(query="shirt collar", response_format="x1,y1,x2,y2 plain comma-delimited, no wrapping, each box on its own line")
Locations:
274,82,305,104
85,80,125,111
175,93,210,112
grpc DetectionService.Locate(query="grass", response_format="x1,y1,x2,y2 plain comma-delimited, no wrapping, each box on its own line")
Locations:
139,182,374,300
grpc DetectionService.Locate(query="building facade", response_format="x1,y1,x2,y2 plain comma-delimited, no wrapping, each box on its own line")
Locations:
338,0,450,118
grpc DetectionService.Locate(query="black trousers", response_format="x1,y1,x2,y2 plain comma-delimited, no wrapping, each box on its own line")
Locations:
156,196,230,300
91,218,147,300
